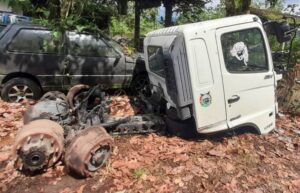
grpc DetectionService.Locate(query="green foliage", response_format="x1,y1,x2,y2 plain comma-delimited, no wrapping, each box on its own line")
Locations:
268,33,300,69
110,15,134,37
109,7,162,37
1,0,116,34
140,8,161,36
178,2,225,24
132,168,146,179
1,0,33,14
291,35,300,63
268,35,282,52
267,0,284,10
175,0,208,13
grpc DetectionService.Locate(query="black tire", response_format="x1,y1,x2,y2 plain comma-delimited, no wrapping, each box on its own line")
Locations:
1,78,42,102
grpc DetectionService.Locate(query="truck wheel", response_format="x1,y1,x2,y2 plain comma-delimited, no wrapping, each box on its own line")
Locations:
165,116,198,139
12,119,64,173
1,78,42,102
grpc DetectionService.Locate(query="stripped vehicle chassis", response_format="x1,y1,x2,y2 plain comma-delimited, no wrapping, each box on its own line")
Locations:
12,84,165,177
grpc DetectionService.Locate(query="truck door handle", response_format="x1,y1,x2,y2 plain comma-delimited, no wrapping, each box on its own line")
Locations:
264,74,273,79
228,95,240,104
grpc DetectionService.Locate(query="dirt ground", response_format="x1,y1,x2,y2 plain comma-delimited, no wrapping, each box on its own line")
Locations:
0,100,299,193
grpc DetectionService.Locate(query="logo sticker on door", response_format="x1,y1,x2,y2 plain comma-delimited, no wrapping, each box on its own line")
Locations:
200,92,212,107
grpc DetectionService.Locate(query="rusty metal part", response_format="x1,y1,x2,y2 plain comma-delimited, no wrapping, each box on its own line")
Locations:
64,126,113,177
23,96,69,125
66,84,89,109
40,91,67,101
12,119,64,172
112,114,165,135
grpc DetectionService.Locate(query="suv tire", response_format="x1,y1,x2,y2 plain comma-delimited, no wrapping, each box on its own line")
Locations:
1,78,42,102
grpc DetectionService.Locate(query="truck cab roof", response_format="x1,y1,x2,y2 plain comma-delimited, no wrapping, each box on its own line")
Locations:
146,14,261,37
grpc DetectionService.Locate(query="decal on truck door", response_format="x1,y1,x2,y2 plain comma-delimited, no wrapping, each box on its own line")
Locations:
230,42,249,66
200,92,212,107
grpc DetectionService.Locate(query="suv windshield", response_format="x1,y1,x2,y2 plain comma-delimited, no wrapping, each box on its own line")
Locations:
100,34,126,54
106,39,125,54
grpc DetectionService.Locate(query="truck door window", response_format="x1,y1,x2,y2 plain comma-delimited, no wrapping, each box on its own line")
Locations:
8,29,60,54
68,33,119,58
147,46,165,77
221,28,268,73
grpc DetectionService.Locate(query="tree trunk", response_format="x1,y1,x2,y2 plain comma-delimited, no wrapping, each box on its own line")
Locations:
225,0,236,16
49,0,61,19
225,0,252,16
241,0,251,14
134,0,141,50
118,0,128,15
60,0,71,19
164,0,173,27
269,0,278,8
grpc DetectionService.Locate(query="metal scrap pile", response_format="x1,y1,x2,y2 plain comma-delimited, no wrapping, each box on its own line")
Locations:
12,85,115,177
11,85,164,177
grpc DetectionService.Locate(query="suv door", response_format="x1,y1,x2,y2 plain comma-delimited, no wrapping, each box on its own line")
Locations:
216,23,276,134
65,32,126,88
3,28,66,89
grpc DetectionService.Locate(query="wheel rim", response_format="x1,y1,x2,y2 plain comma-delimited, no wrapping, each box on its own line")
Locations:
86,146,110,172
13,120,64,172
8,85,34,102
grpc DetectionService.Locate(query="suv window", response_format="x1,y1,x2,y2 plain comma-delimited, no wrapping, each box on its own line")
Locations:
221,28,268,73
8,29,59,54
147,46,165,77
0,25,6,33
68,33,119,57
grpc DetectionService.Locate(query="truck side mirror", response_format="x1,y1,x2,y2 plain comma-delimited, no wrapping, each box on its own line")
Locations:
264,21,292,43
274,21,292,43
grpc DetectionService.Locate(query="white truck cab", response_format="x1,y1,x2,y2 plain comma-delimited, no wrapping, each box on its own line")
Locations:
144,15,283,135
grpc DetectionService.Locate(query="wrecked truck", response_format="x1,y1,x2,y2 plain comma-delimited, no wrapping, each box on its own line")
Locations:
12,14,297,177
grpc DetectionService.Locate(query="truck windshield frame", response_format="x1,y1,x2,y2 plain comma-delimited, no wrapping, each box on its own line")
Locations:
221,27,269,74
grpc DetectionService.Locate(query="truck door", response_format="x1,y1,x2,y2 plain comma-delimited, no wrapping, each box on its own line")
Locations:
216,24,276,133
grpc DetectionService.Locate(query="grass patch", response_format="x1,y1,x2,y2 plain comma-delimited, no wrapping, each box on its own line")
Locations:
132,168,146,179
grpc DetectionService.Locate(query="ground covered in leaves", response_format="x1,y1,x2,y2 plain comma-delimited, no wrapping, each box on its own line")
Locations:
0,99,299,193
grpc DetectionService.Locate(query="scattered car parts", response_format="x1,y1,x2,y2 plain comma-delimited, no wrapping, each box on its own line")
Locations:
64,125,113,177
12,84,165,177
12,119,64,172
